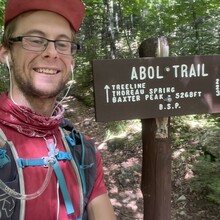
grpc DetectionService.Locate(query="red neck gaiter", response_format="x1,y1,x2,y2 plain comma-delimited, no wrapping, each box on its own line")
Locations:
0,92,64,137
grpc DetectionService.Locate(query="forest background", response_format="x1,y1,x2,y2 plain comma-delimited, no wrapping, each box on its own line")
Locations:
0,0,220,219
0,0,219,102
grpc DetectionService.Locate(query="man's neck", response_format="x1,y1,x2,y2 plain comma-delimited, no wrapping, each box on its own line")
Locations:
9,92,57,117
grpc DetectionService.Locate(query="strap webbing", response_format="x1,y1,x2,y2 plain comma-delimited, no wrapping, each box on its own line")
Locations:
17,151,72,168
53,160,74,216
17,152,75,217
0,149,11,168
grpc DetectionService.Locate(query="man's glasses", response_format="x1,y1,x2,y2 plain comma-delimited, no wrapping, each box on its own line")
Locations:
9,36,80,56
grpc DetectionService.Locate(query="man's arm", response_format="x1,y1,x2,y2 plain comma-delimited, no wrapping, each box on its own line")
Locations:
87,193,116,220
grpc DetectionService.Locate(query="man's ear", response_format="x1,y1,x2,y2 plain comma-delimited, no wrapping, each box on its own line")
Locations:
0,44,11,65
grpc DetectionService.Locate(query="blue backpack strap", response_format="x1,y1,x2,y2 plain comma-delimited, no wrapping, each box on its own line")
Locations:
17,151,72,168
60,119,97,220
16,144,75,218
0,148,11,168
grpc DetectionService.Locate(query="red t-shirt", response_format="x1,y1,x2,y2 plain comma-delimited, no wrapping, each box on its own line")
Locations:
2,127,107,219
0,93,107,219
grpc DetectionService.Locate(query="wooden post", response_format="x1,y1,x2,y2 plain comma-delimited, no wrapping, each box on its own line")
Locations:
139,37,171,220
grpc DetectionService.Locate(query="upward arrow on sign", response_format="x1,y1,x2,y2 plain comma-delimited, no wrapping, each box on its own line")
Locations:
104,85,110,103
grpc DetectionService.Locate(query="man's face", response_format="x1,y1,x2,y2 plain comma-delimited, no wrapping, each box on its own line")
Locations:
8,10,74,99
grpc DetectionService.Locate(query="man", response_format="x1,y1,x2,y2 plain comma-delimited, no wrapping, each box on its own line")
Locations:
0,0,116,219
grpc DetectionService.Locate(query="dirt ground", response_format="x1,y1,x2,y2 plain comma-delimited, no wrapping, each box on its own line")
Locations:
63,96,220,220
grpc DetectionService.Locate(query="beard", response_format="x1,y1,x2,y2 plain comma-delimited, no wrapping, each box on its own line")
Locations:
12,65,68,99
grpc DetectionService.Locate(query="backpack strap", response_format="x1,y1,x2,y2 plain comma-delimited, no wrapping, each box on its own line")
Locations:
0,129,25,220
60,119,97,220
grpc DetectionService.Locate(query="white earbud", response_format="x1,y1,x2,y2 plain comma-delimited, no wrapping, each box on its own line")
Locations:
5,54,17,105
70,64,74,74
5,55,10,69
70,64,74,81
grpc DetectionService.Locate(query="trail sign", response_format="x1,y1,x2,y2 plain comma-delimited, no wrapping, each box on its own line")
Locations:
93,55,220,122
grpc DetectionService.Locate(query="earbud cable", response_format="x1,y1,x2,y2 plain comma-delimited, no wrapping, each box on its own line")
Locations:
51,66,74,116
5,58,74,116
5,56,18,105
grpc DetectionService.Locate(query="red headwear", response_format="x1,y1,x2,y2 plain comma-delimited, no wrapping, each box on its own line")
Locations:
4,0,85,32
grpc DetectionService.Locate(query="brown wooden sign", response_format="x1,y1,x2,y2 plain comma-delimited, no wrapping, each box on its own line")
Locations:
93,55,220,122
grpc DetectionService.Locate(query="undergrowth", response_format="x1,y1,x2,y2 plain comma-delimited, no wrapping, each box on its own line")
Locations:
105,114,220,206
172,114,220,205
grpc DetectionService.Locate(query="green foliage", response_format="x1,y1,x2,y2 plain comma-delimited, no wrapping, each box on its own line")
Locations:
0,0,6,26
170,116,192,146
106,120,132,137
0,0,6,92
71,63,94,107
192,157,220,205
0,0,219,101
207,180,220,205
105,119,141,151
73,0,220,104
171,115,220,205
0,65,9,93
105,119,141,137
106,115,220,206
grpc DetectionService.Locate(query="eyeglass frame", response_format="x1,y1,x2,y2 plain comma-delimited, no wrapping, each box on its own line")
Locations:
9,36,80,56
